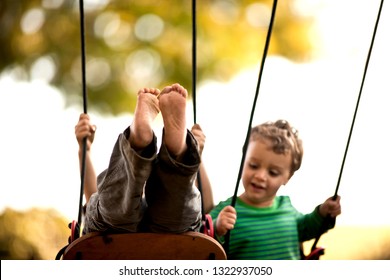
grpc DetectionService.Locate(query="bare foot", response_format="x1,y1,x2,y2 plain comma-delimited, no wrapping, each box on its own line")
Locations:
159,83,188,157
130,88,160,150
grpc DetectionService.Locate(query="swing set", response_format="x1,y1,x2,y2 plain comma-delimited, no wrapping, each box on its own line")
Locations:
56,0,385,260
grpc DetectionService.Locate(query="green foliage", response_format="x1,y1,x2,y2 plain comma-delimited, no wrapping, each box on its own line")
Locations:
0,0,315,115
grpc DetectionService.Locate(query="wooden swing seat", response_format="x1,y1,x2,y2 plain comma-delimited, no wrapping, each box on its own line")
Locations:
62,231,226,260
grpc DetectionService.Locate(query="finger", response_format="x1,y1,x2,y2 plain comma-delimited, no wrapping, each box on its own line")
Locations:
192,123,201,130
331,207,341,217
78,113,90,122
227,218,236,227
77,131,91,141
224,206,237,214
76,124,90,134
227,223,234,230
221,219,234,230
191,129,200,137
77,124,93,136
76,119,91,129
221,215,236,227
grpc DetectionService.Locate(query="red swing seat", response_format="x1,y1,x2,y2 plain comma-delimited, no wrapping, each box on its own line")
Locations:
57,214,226,260
300,242,325,260
303,247,325,260
61,230,226,260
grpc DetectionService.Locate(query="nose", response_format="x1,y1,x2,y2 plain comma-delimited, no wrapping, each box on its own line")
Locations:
254,168,267,182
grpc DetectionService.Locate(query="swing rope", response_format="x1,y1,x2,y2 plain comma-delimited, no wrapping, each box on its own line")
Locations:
224,0,278,255
191,0,203,216
56,1,88,258
191,0,209,227
192,0,197,125
310,0,384,253
76,0,88,236
333,0,384,199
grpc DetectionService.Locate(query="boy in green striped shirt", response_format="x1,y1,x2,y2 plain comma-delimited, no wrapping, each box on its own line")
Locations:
209,120,341,260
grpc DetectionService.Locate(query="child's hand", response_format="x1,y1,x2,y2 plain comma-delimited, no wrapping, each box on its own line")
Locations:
75,113,96,151
319,195,341,218
191,124,205,155
216,205,237,237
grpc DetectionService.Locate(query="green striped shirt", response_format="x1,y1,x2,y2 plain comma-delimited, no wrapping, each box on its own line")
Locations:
209,196,328,260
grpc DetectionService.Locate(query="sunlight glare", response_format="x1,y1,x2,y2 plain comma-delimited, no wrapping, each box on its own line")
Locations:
21,8,45,35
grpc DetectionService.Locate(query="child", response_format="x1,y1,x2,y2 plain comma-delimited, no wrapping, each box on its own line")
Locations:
209,120,341,260
75,83,209,234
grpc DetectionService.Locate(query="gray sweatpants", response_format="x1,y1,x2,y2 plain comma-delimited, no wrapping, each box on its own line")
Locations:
84,126,202,234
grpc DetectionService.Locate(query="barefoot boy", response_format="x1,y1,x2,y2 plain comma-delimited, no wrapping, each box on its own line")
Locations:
75,83,202,234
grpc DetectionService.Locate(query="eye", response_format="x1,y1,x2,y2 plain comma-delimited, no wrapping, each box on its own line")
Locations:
269,169,280,177
248,162,258,169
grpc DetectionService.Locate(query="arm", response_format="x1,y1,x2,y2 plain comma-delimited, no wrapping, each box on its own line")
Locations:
197,162,214,213
191,124,214,213
298,195,341,241
75,113,97,204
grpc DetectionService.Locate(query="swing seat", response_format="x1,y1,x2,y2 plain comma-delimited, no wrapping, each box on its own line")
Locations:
300,242,325,260
303,247,325,260
61,231,226,260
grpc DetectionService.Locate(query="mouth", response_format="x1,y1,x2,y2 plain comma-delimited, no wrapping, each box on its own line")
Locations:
251,182,266,191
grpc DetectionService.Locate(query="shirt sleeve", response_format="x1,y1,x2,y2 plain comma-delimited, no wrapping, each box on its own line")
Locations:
297,205,335,242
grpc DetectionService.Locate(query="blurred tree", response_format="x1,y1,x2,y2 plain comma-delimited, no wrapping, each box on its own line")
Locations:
0,0,316,115
0,208,69,260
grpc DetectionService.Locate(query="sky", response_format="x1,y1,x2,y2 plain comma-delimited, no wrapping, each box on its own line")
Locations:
0,0,389,227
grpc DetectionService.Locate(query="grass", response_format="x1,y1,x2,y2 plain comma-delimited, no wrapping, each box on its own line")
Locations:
302,225,390,260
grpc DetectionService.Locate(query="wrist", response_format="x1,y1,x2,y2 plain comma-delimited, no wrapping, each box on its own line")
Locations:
316,204,326,218
78,148,90,155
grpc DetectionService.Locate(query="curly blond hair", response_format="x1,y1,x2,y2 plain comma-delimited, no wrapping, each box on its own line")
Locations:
250,120,303,177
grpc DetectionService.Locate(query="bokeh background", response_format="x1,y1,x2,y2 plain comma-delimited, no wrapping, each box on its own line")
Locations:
0,0,389,260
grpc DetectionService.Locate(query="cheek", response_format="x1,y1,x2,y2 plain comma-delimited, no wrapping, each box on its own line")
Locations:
269,178,285,190
266,183,281,195
281,173,291,185
241,170,251,187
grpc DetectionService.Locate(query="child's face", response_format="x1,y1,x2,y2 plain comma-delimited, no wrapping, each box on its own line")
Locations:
240,139,292,208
